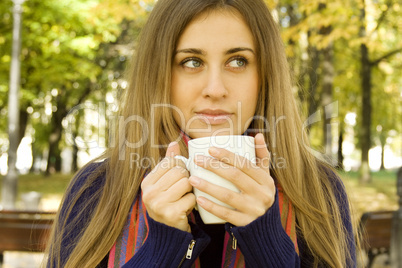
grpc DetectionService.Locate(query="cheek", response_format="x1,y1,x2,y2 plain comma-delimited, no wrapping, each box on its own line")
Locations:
171,89,180,107
172,110,185,129
243,96,258,117
171,74,179,105
171,89,192,127
171,73,193,105
171,88,192,117
241,84,259,120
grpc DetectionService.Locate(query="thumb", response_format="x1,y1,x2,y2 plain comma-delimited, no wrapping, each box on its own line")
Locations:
255,133,271,173
166,141,181,158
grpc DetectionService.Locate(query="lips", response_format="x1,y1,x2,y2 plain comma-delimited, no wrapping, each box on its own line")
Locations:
195,109,233,125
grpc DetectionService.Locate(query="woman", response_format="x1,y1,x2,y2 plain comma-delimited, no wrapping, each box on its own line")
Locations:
46,0,357,267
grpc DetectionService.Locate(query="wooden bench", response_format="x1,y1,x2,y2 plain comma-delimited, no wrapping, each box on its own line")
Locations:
0,210,55,264
359,210,394,268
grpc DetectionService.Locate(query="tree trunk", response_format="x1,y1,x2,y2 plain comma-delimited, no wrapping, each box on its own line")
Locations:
380,142,385,170
18,109,28,145
71,105,83,173
29,147,38,173
337,124,344,170
390,167,402,267
71,141,79,173
307,41,320,131
296,13,308,110
2,1,24,209
298,58,307,106
360,42,372,183
321,24,334,163
71,123,79,173
380,132,386,170
46,126,62,175
44,82,94,175
45,99,67,176
359,1,372,183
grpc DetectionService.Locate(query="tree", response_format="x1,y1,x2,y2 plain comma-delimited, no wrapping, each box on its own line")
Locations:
279,0,357,164
1,0,25,209
371,61,402,171
358,0,402,183
0,0,152,206
277,0,401,175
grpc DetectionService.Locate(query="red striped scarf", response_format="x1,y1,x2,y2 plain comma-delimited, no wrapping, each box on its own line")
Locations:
108,134,298,267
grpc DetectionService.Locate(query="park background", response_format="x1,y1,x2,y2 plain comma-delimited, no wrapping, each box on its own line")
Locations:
0,0,401,266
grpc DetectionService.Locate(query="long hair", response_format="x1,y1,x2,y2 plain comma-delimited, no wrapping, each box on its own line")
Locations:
45,0,355,267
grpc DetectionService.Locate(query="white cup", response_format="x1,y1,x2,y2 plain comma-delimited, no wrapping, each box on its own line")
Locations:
176,135,255,224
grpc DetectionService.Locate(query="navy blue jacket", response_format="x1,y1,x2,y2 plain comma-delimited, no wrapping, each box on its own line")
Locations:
52,163,356,267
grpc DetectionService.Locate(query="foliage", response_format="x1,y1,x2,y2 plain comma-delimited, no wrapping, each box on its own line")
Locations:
0,0,400,175
0,0,152,172
275,0,401,164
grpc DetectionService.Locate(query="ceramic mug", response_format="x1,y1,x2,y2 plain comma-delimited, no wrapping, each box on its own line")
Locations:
176,135,256,224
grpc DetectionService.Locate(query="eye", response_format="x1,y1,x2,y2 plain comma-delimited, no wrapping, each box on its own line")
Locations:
227,57,248,68
182,58,203,69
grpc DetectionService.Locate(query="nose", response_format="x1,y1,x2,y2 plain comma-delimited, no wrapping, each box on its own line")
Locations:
202,68,228,99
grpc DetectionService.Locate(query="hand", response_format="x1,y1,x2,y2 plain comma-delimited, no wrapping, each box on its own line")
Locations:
189,133,275,226
141,142,196,232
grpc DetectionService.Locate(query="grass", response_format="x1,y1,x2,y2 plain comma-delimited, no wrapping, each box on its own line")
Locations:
339,169,399,219
16,173,72,196
0,173,73,211
0,169,399,215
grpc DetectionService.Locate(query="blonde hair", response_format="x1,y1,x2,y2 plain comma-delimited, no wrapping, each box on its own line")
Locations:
46,0,355,267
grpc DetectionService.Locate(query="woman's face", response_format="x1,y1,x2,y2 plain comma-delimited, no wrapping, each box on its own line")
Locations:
171,9,259,138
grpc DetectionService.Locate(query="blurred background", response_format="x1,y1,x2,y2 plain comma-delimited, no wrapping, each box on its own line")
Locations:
0,0,401,266
0,0,401,213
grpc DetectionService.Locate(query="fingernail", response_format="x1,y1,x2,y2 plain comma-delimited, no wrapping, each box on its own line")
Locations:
209,147,219,156
168,141,178,147
256,133,266,144
197,197,205,205
190,176,201,186
194,155,206,164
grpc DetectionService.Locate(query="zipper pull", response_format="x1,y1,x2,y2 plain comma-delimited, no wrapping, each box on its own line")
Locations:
231,233,237,250
186,240,196,259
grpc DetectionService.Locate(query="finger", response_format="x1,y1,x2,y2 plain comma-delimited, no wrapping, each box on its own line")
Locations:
155,167,189,192
166,176,193,199
196,196,253,226
166,141,181,157
208,146,260,175
189,176,248,211
194,155,253,189
145,176,192,212
164,192,196,230
190,174,273,217
174,192,196,216
147,191,195,232
142,157,186,186
254,133,271,173
201,150,267,186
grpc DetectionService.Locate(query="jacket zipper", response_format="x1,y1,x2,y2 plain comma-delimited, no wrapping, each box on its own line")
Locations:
229,225,237,250
178,240,196,268
231,232,237,250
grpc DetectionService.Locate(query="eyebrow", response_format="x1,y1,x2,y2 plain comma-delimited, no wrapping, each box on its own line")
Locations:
175,48,206,55
226,47,255,55
175,47,255,55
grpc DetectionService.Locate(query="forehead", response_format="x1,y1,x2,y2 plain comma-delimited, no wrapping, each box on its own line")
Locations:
176,9,255,50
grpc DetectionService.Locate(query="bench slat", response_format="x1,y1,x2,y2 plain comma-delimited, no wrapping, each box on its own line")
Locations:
0,210,55,253
360,210,393,251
